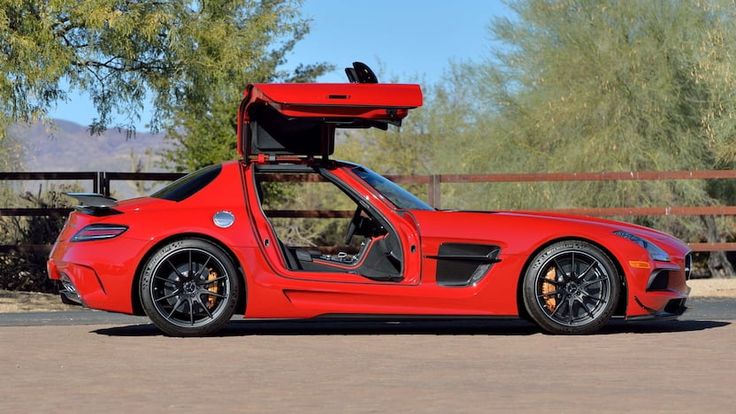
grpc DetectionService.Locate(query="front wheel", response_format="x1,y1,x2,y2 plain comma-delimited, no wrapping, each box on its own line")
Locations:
522,240,620,334
140,239,240,337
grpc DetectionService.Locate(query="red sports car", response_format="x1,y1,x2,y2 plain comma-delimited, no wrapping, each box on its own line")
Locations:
48,63,691,336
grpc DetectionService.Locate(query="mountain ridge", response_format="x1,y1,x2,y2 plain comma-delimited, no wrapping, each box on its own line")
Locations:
7,119,171,173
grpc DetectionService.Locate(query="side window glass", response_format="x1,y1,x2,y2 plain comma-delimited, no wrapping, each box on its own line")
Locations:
256,172,364,253
254,169,402,280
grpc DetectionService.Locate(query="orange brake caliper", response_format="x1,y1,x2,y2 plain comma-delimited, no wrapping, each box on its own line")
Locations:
207,269,219,309
542,267,557,311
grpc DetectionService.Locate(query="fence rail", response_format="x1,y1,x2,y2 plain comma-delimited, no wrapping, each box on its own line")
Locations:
1,169,735,252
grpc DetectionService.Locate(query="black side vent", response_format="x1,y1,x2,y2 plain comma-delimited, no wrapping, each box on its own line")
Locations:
429,243,501,287
664,298,687,315
646,270,670,291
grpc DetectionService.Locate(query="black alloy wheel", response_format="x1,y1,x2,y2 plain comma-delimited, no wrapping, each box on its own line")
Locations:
140,239,240,336
522,240,620,334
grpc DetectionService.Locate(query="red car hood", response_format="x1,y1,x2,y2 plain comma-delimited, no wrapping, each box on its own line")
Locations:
408,209,690,255
499,210,682,243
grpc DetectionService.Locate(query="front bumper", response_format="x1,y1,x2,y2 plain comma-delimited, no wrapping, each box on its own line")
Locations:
627,297,688,321
624,253,691,319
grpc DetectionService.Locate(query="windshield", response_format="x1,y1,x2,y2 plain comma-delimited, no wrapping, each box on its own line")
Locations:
351,166,434,211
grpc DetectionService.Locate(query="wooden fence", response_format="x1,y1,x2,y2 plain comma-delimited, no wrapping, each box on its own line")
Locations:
1,169,735,253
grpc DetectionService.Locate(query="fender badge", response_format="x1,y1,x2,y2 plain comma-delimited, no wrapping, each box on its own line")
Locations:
213,211,235,228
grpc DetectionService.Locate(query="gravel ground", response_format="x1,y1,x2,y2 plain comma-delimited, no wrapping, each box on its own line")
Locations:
1,282,734,413
0,319,734,413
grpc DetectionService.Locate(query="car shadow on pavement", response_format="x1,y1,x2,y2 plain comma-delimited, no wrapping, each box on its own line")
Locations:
601,319,730,334
91,318,730,337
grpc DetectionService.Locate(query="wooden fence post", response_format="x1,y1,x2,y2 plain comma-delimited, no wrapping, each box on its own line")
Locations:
428,174,441,209
96,171,111,197
93,172,100,194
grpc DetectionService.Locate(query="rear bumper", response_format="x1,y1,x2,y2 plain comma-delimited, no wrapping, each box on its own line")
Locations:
47,236,151,314
58,272,83,306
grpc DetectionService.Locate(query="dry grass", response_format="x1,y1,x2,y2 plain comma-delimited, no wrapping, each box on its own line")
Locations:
0,289,74,313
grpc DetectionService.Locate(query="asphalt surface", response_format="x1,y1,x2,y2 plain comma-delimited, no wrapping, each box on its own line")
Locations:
1,298,734,413
0,297,733,327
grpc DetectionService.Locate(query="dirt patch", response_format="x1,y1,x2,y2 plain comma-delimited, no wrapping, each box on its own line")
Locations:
0,290,73,313
688,278,736,298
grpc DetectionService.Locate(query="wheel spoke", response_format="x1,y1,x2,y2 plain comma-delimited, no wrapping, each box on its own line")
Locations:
200,290,226,299
553,258,567,280
570,252,576,278
155,275,178,285
196,296,214,319
194,256,212,279
567,296,575,324
198,275,227,286
154,290,181,303
542,278,562,286
550,294,568,317
186,298,194,325
167,297,184,318
577,261,597,281
537,290,560,298
167,259,185,279
576,297,596,319
188,250,193,279
581,276,607,288
580,290,607,303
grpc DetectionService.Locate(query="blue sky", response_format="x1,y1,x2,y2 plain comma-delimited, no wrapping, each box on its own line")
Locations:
48,0,513,131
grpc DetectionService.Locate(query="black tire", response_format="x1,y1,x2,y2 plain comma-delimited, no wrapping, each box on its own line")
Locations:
140,238,240,337
522,240,620,334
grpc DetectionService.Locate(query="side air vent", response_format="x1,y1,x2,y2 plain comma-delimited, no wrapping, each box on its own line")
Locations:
429,243,501,287
646,270,670,291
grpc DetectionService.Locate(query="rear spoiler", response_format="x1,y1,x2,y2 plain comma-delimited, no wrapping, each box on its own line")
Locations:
65,193,121,216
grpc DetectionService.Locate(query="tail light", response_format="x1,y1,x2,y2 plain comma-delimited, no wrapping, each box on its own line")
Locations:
71,224,128,242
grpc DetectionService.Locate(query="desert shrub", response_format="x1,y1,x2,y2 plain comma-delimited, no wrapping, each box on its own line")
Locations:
0,186,74,292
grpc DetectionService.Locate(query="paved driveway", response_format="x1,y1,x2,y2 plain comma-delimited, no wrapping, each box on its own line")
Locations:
0,300,734,413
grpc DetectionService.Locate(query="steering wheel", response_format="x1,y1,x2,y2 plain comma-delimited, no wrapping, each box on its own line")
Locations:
344,206,363,244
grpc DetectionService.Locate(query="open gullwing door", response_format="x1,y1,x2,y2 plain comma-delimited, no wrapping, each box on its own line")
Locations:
236,64,423,160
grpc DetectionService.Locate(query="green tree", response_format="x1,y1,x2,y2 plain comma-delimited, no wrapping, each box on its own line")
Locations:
0,134,21,209
0,0,327,147
335,73,488,203
462,0,736,276
341,0,736,276
162,61,332,172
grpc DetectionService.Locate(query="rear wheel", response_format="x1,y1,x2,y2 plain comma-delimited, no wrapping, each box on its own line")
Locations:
140,239,240,336
522,240,620,334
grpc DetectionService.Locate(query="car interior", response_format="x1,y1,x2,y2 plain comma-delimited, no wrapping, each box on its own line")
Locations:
254,166,403,282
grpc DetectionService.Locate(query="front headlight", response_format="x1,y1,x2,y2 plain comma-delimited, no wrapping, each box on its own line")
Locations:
613,230,670,262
